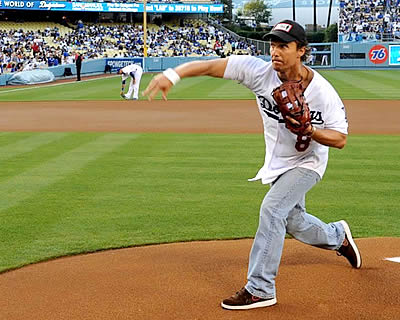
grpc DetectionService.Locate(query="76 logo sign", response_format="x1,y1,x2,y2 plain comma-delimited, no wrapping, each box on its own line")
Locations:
369,45,388,64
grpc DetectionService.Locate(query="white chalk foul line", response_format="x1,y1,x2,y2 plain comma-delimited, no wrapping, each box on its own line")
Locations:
384,257,400,263
0,75,119,94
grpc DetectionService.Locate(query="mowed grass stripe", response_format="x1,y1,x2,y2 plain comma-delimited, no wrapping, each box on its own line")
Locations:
0,132,38,148
0,132,69,161
0,133,101,183
319,70,400,99
319,71,380,99
169,76,253,100
62,77,122,100
357,71,400,97
206,80,254,99
0,133,142,271
364,70,400,82
0,76,121,100
0,133,139,214
169,76,214,99
0,132,13,137
346,71,400,98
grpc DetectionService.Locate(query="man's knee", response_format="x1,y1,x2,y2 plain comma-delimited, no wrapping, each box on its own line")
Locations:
260,200,288,222
285,205,304,235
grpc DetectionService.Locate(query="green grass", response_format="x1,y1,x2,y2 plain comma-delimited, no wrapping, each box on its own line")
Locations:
0,69,399,101
0,67,398,272
0,132,399,273
318,69,400,100
0,74,255,101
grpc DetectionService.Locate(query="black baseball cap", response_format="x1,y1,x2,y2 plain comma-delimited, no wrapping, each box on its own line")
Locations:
264,20,307,43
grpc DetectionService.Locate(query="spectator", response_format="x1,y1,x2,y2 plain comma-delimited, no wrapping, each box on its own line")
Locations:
77,20,84,30
0,19,260,74
339,0,400,42
75,52,83,81
32,41,40,56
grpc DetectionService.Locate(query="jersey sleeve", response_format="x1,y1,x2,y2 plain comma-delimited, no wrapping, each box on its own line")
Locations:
323,89,348,134
223,55,267,92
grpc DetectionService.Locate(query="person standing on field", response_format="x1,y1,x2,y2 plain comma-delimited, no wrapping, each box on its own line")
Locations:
75,52,83,81
143,19,362,311
321,53,329,66
119,63,143,100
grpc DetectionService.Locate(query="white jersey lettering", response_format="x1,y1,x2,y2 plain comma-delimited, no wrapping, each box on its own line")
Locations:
223,55,348,184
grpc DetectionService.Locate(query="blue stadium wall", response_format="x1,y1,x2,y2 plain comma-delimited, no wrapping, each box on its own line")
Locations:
1,42,399,85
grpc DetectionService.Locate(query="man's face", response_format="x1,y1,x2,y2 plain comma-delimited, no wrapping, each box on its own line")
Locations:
270,40,305,72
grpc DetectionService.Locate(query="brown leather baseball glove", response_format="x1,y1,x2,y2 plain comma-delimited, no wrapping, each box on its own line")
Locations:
272,80,312,136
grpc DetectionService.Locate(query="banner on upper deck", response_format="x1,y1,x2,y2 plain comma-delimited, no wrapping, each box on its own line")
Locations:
0,0,224,13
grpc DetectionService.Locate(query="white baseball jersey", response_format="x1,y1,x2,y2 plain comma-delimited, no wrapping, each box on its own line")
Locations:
224,55,348,184
121,64,143,80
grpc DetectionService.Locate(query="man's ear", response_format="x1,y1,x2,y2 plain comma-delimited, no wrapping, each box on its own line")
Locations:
298,46,306,59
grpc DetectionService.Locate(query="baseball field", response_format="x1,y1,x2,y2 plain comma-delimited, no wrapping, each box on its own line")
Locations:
0,70,399,319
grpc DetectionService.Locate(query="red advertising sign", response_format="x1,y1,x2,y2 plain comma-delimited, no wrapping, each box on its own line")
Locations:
369,45,388,64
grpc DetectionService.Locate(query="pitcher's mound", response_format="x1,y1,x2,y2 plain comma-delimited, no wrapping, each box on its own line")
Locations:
1,238,399,320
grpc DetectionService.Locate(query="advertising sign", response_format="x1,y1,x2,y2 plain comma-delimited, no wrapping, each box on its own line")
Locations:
368,45,388,64
105,58,144,72
0,0,224,13
389,45,400,66
270,0,339,8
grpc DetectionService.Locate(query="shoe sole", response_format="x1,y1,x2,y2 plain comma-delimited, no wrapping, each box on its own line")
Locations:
221,297,277,310
339,220,362,269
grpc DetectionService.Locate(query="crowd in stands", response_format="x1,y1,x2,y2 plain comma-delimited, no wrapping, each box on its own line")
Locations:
0,20,257,74
339,0,400,42
0,26,65,74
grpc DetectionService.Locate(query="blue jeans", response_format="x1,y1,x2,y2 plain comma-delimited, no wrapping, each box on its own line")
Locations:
245,167,345,299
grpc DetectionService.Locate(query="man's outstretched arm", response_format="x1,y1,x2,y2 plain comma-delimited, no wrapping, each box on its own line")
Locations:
143,58,229,101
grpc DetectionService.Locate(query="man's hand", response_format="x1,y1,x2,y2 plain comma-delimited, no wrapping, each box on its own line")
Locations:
142,73,174,101
285,115,314,136
272,80,312,137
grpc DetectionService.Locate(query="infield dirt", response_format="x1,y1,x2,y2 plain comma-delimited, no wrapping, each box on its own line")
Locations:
0,100,399,134
0,99,399,320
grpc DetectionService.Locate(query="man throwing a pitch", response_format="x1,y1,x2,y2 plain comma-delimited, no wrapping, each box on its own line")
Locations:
143,20,362,310
119,63,143,100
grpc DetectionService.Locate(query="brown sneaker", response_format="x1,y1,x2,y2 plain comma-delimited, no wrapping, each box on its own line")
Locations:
337,220,362,269
221,287,277,310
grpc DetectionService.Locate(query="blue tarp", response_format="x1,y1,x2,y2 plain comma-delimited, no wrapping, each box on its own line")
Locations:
7,69,55,85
